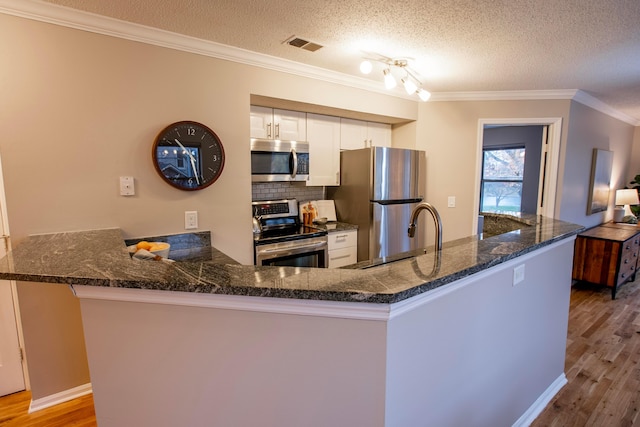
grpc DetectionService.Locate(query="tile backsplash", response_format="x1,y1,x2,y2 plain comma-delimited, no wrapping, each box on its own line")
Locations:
252,182,325,202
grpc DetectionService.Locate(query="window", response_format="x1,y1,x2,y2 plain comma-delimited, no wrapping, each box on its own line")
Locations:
480,147,526,213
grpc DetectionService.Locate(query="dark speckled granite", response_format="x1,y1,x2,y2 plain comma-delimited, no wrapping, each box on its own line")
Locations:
0,217,583,304
480,212,533,238
310,222,358,233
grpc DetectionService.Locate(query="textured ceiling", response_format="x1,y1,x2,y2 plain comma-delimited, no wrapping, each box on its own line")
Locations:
40,0,640,123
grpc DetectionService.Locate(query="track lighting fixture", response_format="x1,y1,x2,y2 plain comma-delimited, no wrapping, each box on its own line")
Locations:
402,76,417,95
417,88,431,101
383,68,397,89
359,60,373,74
359,55,431,101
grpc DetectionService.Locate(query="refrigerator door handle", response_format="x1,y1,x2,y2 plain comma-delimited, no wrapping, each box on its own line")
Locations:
371,198,423,205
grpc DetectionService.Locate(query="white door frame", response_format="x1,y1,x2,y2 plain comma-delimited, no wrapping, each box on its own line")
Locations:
473,117,563,235
0,152,30,393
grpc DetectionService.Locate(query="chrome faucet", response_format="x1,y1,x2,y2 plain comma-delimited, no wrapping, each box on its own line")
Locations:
408,202,442,251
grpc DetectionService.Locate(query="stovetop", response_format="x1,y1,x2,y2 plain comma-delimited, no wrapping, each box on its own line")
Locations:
252,198,327,245
253,225,327,245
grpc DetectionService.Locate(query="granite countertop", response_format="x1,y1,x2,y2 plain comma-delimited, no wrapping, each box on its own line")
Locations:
0,216,583,304
310,221,358,233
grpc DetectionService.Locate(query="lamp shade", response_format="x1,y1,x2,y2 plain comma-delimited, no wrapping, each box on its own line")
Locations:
615,189,639,206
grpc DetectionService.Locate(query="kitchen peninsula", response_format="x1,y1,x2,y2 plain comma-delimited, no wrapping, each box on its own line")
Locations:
0,216,583,427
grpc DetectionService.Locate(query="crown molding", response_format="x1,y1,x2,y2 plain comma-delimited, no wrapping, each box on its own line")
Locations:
2,0,638,126
430,89,580,102
572,90,639,126
425,91,639,126
0,0,385,94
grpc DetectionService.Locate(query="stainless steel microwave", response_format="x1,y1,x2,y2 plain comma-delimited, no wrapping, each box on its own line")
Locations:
250,139,309,182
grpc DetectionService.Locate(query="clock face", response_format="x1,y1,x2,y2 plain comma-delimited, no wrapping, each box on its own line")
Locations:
152,121,225,191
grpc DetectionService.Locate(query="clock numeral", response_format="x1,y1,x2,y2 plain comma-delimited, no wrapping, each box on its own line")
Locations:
187,128,196,136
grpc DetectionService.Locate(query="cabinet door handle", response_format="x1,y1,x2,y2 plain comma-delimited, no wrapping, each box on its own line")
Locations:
275,123,280,139
267,123,272,138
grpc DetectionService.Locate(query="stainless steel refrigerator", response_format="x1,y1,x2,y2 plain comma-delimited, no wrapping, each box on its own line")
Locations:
328,147,427,262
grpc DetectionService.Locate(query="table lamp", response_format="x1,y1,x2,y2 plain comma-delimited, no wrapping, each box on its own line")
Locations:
614,189,639,222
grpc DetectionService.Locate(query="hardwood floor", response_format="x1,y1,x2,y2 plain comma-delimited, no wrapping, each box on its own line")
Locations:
532,278,640,427
0,278,639,426
0,391,96,427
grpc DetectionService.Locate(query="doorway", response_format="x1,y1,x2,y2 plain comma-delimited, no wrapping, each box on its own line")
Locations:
0,154,27,397
472,118,563,235
480,125,544,214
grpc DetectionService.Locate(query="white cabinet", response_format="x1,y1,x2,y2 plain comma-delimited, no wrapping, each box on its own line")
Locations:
328,230,358,268
367,122,392,147
250,106,306,141
306,113,340,186
340,118,391,150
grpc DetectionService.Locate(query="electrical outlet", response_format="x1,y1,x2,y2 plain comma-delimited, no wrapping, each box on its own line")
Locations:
513,264,525,286
185,211,198,230
448,196,456,208
119,176,135,196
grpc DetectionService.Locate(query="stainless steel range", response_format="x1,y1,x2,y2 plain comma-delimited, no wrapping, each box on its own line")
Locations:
252,199,328,268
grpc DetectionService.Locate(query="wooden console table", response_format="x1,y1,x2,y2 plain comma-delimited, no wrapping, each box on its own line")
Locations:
572,223,640,299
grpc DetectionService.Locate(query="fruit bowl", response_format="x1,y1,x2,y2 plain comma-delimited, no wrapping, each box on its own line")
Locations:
129,241,171,259
148,242,170,258
313,217,328,225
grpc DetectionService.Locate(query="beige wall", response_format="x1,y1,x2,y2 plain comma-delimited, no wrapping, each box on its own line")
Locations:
629,126,640,183
415,99,571,241
415,99,636,241
16,282,90,399
0,14,417,262
560,101,635,227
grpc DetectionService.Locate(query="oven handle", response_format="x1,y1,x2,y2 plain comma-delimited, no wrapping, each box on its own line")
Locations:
258,240,327,255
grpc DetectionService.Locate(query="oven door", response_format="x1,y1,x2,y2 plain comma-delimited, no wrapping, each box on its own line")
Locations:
255,236,328,268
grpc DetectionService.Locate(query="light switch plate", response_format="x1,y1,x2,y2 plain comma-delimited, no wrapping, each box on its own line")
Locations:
447,196,456,208
513,264,525,286
120,176,135,196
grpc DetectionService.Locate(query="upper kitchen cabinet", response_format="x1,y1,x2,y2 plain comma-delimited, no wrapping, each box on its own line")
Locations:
250,105,307,141
340,118,391,150
307,113,340,186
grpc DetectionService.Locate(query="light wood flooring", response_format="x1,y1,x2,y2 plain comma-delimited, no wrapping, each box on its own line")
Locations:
1,279,639,426
532,278,640,426
0,391,96,426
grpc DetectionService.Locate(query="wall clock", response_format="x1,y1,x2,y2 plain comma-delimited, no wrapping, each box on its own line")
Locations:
152,121,225,191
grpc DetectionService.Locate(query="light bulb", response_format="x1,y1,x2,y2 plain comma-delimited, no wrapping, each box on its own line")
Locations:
402,78,417,95
383,69,396,89
417,88,431,102
359,60,372,74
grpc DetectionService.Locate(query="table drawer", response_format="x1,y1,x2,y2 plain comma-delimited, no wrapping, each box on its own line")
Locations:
617,236,640,284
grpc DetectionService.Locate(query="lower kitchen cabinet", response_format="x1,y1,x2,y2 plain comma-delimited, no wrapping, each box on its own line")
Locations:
328,229,357,268
572,223,640,299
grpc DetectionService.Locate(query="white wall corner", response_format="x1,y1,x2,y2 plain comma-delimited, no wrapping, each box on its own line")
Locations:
28,382,92,413
512,374,567,427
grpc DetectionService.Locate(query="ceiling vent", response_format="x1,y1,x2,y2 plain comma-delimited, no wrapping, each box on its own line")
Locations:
284,36,323,52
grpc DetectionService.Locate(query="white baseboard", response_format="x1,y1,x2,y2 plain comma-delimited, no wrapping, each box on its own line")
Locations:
513,373,567,427
28,382,92,413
